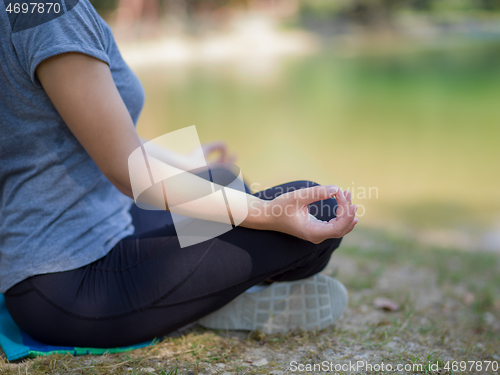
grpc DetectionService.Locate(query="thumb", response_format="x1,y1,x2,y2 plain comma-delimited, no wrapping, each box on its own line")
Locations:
292,185,338,206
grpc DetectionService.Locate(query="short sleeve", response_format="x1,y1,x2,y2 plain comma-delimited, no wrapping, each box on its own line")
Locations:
11,0,110,87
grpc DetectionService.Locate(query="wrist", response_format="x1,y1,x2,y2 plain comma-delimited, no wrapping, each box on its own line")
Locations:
242,197,274,231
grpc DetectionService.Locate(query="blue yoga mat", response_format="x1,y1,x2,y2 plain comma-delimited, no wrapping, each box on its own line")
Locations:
0,294,154,361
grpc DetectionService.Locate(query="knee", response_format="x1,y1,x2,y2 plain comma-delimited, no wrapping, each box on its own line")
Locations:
303,182,338,221
209,166,251,193
296,180,320,187
253,180,325,201
209,166,239,185
285,180,320,192
308,198,338,221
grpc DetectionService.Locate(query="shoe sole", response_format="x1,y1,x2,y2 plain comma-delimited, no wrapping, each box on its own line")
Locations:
198,274,348,334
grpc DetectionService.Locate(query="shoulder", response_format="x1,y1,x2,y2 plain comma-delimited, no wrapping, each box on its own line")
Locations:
7,0,106,35
10,0,113,86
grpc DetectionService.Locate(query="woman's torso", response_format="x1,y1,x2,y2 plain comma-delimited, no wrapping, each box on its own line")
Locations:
0,0,145,292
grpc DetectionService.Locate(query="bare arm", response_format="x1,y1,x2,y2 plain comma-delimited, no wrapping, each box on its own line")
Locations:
36,53,357,242
138,137,237,171
138,136,197,172
36,53,139,198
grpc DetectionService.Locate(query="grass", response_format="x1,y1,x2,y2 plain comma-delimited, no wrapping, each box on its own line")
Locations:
1,228,499,374
341,228,500,314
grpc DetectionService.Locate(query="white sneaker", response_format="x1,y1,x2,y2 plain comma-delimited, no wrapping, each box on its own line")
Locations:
198,274,348,334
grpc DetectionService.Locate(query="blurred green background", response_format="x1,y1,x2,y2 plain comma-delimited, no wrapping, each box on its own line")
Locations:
93,0,500,251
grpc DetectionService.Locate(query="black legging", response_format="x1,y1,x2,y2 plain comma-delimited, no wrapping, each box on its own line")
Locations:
5,173,341,348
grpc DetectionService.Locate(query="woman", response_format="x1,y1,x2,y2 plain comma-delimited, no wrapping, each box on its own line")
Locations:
0,0,358,347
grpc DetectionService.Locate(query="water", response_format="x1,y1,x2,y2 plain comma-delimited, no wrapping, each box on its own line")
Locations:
135,40,500,242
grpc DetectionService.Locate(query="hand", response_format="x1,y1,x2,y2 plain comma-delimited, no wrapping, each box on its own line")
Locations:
200,141,237,164
263,185,358,244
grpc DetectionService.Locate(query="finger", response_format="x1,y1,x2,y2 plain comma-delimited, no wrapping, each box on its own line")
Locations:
226,152,237,164
349,203,358,218
203,141,221,152
202,144,217,160
335,188,349,218
342,217,359,236
292,185,338,206
208,142,226,163
217,144,227,163
332,203,357,235
203,141,227,162
343,189,352,206
329,203,357,223
345,190,352,205
304,218,341,242
307,213,354,241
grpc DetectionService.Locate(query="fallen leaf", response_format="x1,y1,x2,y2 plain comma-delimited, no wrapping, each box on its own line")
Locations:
374,297,400,311
463,292,475,306
376,320,393,327
253,358,268,367
493,299,500,311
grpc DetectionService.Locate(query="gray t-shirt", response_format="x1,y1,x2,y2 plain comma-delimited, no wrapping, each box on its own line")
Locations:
0,0,145,292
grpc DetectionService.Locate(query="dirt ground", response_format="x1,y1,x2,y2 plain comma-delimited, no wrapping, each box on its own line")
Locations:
1,229,499,374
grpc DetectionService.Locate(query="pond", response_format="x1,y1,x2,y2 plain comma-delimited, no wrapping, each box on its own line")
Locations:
134,39,500,246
